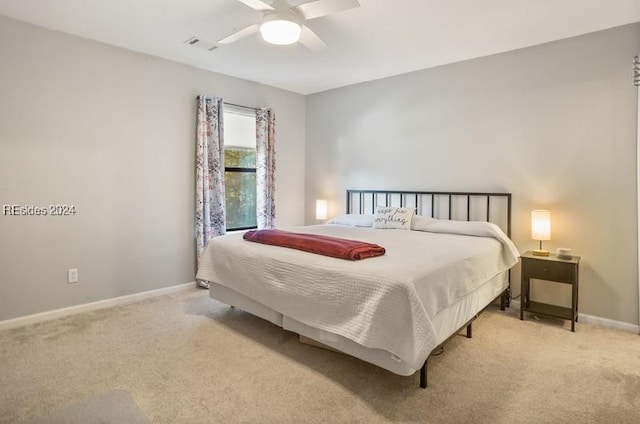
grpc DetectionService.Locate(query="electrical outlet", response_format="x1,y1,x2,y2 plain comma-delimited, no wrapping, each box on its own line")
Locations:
67,268,79,284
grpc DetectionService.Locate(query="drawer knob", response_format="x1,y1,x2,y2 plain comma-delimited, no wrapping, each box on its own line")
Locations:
544,267,550,273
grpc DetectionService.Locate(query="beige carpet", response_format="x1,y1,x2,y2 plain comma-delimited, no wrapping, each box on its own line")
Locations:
1,288,639,424
23,390,150,424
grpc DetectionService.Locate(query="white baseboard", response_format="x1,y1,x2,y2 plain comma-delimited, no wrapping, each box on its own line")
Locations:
510,300,640,334
0,281,197,331
3,287,637,334
576,312,640,333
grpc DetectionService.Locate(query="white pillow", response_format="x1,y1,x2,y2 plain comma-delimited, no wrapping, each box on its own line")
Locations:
372,206,414,230
411,215,438,231
327,214,374,227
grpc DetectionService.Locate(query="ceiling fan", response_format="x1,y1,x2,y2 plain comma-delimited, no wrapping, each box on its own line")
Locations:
218,0,360,51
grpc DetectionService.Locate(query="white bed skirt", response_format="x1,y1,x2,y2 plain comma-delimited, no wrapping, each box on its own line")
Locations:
209,272,507,376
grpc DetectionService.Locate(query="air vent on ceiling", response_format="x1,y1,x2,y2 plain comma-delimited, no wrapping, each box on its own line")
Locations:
183,36,218,52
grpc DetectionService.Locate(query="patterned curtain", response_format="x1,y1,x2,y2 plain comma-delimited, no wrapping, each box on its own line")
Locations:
256,108,276,229
195,96,225,289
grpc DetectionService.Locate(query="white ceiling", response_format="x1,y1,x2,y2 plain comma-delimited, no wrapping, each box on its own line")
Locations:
1,0,639,95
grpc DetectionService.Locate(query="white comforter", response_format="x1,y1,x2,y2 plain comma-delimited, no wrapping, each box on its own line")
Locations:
196,222,518,371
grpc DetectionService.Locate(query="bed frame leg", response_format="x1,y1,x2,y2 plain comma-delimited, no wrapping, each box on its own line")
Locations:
466,322,472,338
420,362,427,388
500,291,506,311
505,278,511,308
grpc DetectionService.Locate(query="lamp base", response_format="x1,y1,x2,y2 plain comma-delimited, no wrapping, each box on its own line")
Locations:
532,249,549,256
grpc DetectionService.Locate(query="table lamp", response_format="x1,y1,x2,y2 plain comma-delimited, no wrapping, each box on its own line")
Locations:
316,199,328,222
531,209,551,256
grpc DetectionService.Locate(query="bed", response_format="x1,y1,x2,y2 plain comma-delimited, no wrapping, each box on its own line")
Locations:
196,190,518,388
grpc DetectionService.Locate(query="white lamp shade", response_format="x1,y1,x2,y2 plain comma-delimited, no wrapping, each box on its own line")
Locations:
260,19,301,45
531,210,551,241
315,199,328,220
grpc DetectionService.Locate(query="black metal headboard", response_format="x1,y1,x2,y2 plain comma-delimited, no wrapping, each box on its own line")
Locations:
346,190,512,237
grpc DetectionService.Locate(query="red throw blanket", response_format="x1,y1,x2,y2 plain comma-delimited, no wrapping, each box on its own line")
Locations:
243,229,386,260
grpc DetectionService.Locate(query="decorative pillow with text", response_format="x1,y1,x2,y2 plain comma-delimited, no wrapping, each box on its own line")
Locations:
372,206,414,230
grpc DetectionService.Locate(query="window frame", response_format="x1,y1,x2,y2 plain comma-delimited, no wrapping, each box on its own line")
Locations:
223,108,258,232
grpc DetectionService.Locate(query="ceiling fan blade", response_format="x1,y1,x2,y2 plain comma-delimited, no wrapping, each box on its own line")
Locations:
234,0,274,11
294,0,360,20
299,25,327,51
218,24,260,44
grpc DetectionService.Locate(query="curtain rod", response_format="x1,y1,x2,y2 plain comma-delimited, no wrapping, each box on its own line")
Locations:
224,101,260,112
198,96,267,112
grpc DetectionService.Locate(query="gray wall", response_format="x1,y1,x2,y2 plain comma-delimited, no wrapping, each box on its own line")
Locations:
0,17,306,321
306,23,640,325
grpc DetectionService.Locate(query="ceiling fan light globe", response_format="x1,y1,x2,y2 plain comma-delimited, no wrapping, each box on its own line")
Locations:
260,20,301,45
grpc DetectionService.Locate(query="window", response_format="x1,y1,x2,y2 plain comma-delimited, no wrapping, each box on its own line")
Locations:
223,109,257,231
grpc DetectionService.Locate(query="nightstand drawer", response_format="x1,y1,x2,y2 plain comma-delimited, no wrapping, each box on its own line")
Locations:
525,259,572,283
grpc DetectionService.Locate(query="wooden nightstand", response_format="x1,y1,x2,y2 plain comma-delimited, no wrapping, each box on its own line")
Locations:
520,251,581,331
